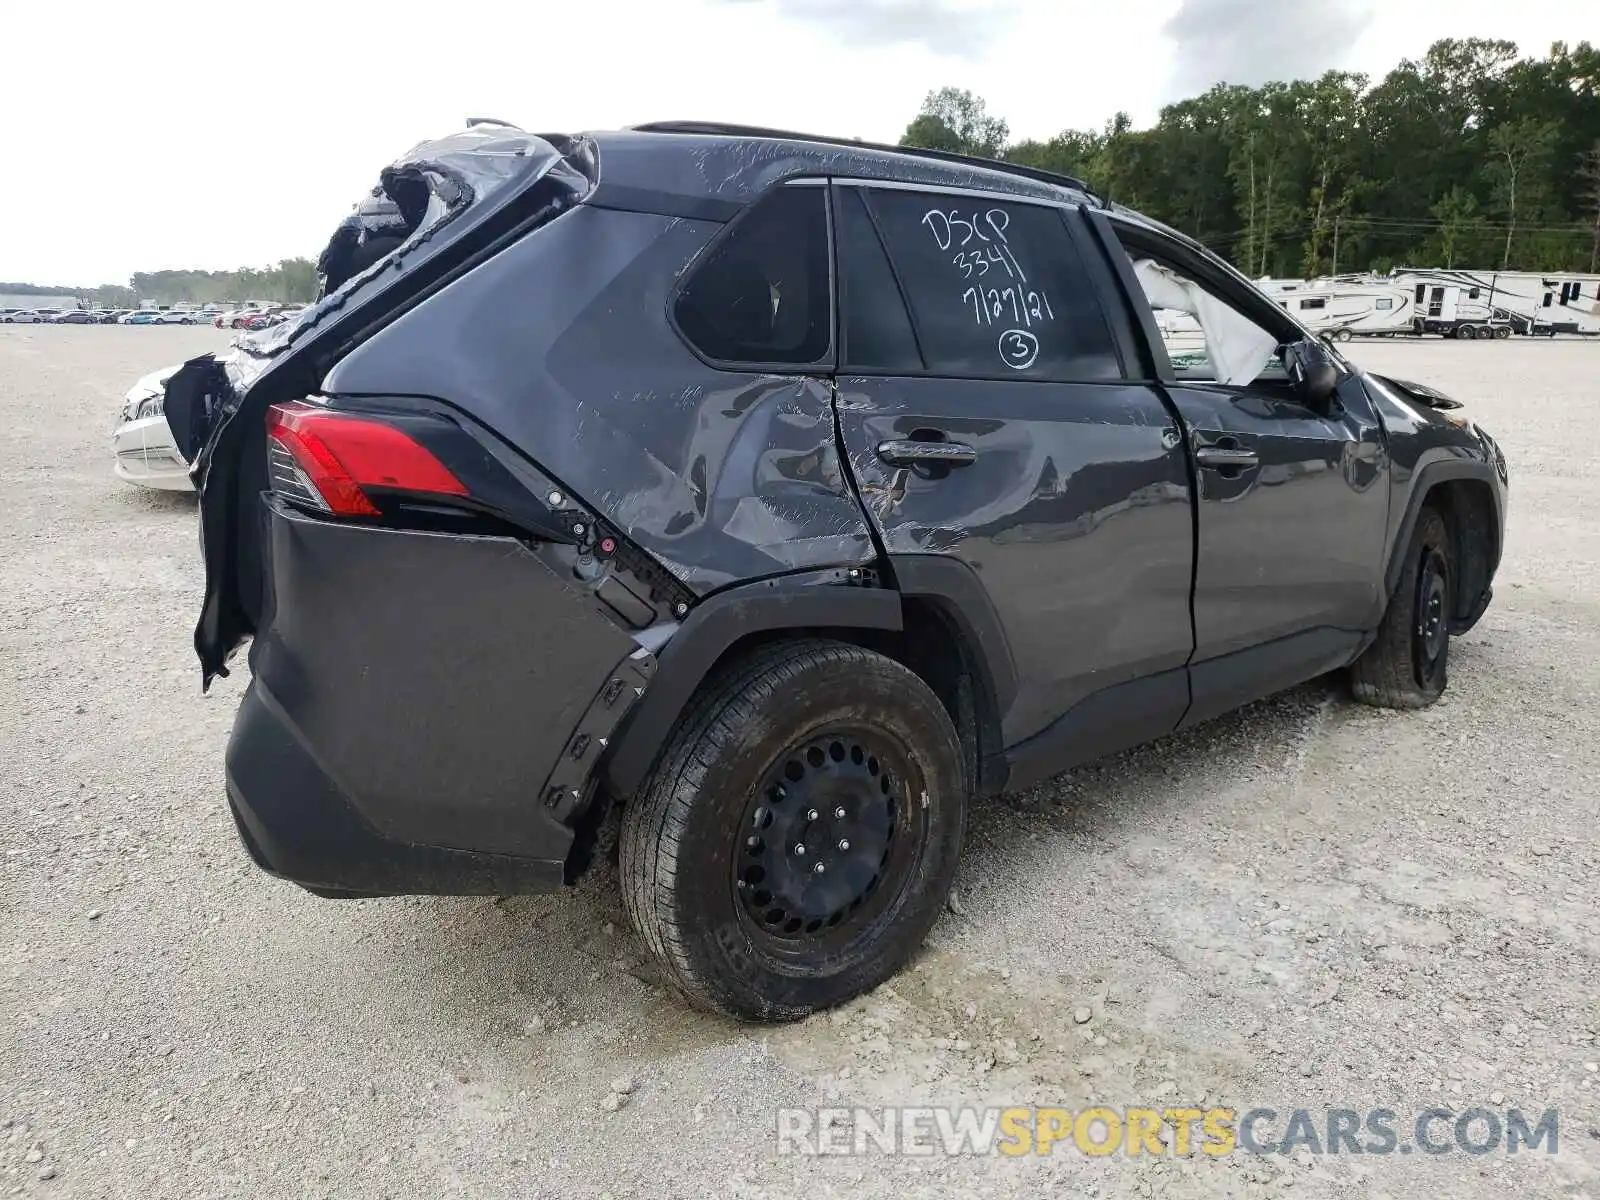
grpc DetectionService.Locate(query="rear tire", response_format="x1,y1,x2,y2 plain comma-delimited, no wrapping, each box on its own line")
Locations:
620,639,966,1021
1350,506,1453,709
1333,328,1353,342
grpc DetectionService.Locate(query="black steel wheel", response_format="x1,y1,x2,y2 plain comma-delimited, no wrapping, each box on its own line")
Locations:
1412,545,1450,691
1351,505,1453,708
621,640,966,1021
733,729,923,950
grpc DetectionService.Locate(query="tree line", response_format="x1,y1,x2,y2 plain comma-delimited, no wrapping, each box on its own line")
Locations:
902,38,1600,278
3,258,322,309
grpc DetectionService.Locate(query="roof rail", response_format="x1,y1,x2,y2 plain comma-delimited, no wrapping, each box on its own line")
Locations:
628,121,1096,199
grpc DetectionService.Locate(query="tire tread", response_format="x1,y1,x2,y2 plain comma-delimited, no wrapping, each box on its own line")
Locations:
1350,506,1451,709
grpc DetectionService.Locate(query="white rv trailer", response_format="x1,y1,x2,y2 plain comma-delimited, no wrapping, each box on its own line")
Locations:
1262,274,1528,340
1256,277,1439,340
1389,268,1600,336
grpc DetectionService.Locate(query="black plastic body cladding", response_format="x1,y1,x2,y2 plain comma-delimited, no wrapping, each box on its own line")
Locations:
602,573,903,799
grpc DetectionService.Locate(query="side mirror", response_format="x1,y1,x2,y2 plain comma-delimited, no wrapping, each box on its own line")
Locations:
1284,338,1339,407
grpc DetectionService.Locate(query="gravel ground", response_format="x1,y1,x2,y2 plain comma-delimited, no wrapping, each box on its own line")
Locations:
2,326,1598,1200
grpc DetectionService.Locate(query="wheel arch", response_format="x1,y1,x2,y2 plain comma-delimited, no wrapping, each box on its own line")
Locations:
599,558,1016,803
1386,463,1502,628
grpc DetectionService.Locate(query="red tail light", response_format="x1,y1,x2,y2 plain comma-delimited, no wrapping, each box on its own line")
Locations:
265,401,468,517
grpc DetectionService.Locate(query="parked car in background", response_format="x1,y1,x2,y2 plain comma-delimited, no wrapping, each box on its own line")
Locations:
157,310,201,325
53,310,96,324
110,364,191,491
239,308,302,330
120,310,165,325
3,310,45,323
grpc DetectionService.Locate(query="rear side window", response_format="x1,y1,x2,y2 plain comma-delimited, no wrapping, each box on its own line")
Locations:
861,188,1122,380
673,185,831,367
837,188,923,372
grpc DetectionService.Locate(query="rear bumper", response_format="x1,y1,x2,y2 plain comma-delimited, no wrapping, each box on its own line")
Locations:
228,680,567,894
222,497,658,896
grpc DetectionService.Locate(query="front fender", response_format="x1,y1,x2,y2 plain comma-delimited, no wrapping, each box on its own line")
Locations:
1364,373,1507,601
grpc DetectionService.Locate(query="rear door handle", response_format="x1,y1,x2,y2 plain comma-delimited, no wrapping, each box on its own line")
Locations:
1194,446,1259,470
877,439,978,468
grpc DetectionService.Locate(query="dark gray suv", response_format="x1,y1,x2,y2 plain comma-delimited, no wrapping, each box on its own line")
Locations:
166,120,1507,1021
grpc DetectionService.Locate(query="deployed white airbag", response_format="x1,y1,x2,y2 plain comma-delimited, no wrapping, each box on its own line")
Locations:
1134,259,1280,386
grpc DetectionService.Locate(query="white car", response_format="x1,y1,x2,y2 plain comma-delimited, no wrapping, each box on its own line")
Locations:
2,310,43,323
111,365,192,491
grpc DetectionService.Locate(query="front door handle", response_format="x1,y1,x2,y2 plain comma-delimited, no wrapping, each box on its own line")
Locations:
1194,446,1259,470
877,439,978,468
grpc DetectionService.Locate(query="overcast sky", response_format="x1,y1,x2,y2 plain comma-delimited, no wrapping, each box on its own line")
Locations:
0,0,1592,286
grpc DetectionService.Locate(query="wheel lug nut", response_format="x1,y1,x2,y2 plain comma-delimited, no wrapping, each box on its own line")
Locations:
834,807,846,818
838,839,850,851
794,843,806,856
813,862,826,874
807,809,819,821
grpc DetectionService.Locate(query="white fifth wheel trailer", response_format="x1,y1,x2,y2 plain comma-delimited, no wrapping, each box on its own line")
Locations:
1389,268,1600,336
1257,277,1431,340
1261,274,1515,340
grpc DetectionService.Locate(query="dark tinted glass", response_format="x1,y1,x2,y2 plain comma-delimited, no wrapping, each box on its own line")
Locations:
865,190,1122,380
838,188,923,372
673,185,831,366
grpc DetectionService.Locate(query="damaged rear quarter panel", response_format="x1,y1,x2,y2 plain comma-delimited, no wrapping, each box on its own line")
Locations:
321,205,875,591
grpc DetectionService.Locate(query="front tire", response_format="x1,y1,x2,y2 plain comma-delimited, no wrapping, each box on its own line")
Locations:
620,639,966,1021
1350,506,1453,709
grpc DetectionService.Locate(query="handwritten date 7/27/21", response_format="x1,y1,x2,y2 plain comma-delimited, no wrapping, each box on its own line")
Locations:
921,205,1057,370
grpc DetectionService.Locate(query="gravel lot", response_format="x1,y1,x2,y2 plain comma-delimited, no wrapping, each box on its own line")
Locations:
2,326,1598,1200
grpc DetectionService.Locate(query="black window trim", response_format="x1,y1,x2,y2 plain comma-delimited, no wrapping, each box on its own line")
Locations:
1084,210,1175,380
832,183,929,373
837,182,1130,385
666,175,837,375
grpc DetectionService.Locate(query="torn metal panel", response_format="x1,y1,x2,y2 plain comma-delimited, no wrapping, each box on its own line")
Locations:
188,129,601,686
